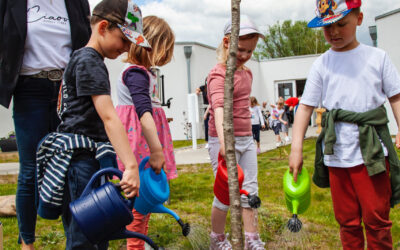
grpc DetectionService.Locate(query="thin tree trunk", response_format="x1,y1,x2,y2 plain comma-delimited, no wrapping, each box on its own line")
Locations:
223,0,243,249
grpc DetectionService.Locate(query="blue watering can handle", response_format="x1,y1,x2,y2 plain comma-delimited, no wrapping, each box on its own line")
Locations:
138,156,166,176
81,168,123,197
139,156,150,172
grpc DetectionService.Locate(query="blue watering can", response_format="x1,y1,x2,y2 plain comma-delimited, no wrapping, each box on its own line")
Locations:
69,168,159,249
135,156,190,236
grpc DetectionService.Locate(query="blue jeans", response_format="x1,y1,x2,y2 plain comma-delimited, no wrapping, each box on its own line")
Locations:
13,76,60,244
62,156,108,250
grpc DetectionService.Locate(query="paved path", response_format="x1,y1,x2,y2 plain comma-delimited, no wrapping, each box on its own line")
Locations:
174,126,318,165
0,126,318,175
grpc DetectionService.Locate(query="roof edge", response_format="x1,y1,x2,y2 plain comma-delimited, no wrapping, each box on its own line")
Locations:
175,41,216,50
375,8,400,21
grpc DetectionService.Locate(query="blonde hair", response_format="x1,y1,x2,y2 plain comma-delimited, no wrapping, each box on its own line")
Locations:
125,16,175,68
250,96,259,106
277,99,285,108
216,33,259,65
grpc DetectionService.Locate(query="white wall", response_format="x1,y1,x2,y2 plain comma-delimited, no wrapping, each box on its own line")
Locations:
0,106,13,138
253,55,319,105
160,43,218,140
376,10,400,134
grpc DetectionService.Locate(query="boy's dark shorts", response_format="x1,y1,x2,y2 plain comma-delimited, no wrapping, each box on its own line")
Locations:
272,123,281,135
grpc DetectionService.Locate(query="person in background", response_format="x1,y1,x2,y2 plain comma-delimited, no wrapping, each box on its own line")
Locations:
196,78,210,148
290,0,400,249
207,15,266,249
250,96,265,154
280,104,291,144
261,101,270,130
270,99,286,147
0,1,91,248
115,15,177,250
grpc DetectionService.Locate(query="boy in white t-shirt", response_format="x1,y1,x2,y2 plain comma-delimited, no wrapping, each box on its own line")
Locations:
289,0,400,249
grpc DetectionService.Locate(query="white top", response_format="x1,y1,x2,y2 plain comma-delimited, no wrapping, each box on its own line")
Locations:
250,105,265,126
301,44,400,167
117,64,161,107
21,0,72,75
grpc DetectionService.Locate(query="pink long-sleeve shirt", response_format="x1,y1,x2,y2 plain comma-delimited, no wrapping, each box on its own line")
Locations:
207,64,252,137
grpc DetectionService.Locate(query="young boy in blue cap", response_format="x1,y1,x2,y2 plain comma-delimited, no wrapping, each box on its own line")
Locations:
289,0,400,249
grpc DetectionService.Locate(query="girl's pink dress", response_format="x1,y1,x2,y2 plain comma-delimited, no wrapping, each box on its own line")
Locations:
116,64,177,180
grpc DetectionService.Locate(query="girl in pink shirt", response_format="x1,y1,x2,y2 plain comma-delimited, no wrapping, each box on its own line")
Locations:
207,16,266,249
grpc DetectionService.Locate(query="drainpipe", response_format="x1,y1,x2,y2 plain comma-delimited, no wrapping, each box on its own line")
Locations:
369,26,377,47
184,46,192,93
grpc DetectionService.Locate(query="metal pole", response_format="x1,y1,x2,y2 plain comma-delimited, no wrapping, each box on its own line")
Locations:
183,46,192,94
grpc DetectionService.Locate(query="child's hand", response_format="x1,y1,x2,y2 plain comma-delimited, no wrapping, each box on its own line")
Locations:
396,131,400,149
289,151,303,182
219,142,226,159
120,168,140,198
149,150,166,174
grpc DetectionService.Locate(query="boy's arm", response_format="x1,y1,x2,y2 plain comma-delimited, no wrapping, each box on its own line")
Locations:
389,93,400,149
140,112,165,174
92,95,139,198
289,104,314,181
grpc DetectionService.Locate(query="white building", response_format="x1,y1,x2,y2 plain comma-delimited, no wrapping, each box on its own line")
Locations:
1,9,399,140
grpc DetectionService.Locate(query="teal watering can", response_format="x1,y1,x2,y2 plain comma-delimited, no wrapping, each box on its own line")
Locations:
134,156,190,236
69,168,159,249
283,167,311,232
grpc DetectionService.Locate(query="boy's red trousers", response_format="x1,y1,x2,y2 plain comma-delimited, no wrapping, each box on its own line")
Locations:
328,162,392,250
126,208,151,250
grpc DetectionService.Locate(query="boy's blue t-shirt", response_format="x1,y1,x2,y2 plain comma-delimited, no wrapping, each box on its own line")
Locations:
57,47,110,142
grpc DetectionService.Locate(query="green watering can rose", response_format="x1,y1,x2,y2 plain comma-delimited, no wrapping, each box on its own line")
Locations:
283,167,311,232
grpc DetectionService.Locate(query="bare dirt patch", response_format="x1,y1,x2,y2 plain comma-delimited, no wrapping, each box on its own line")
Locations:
0,174,18,184
0,151,19,162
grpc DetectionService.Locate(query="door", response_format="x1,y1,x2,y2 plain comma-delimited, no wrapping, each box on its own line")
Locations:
275,81,295,101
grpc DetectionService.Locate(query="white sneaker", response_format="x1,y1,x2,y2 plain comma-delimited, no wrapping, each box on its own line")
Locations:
245,234,265,250
285,136,291,143
210,233,232,250
205,143,209,149
276,142,283,147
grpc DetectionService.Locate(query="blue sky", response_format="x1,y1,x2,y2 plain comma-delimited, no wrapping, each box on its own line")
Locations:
91,0,400,48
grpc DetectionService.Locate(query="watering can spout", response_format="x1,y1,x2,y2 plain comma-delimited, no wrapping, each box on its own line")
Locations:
152,204,180,221
151,204,191,236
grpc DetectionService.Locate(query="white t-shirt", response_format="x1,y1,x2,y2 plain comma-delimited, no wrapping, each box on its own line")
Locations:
250,105,265,126
21,0,72,75
301,44,400,168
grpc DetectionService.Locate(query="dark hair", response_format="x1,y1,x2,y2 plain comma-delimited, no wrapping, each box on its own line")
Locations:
351,7,361,15
90,0,127,29
90,15,119,29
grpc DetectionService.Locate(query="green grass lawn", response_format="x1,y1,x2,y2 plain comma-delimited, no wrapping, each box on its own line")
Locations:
1,138,399,249
172,139,206,149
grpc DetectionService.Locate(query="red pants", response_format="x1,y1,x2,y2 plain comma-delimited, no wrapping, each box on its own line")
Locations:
126,208,151,250
328,163,392,250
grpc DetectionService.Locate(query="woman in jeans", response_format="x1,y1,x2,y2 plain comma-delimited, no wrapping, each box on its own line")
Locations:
0,1,91,248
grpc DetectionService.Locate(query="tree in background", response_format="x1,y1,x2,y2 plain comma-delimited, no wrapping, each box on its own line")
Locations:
254,20,330,59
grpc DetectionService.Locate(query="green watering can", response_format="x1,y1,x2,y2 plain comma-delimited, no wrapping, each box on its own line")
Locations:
283,167,311,232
